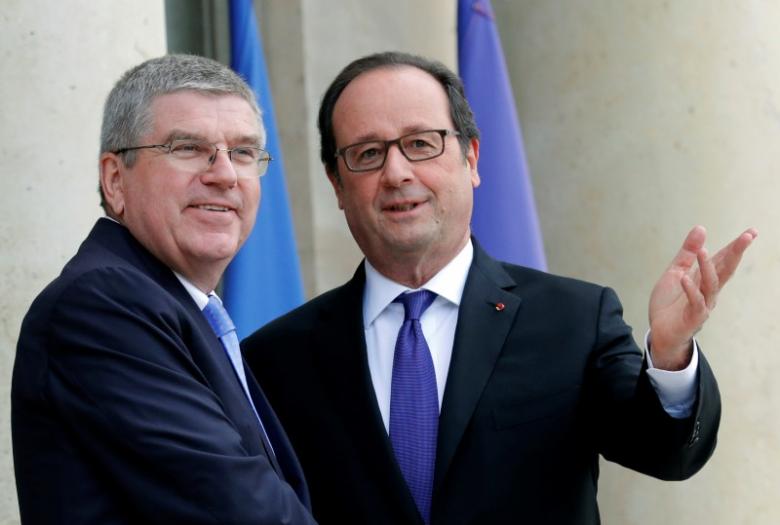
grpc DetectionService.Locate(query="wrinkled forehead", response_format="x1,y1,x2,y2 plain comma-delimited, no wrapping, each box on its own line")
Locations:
146,90,266,144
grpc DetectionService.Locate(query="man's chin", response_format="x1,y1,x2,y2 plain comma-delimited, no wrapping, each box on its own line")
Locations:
382,231,438,255
187,235,242,263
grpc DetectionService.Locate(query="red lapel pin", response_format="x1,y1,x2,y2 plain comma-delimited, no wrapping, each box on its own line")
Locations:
494,302,505,311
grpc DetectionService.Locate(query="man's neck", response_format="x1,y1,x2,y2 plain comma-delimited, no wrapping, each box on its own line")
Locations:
367,235,471,289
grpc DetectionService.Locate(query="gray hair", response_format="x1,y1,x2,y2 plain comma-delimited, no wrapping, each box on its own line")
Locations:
99,54,263,208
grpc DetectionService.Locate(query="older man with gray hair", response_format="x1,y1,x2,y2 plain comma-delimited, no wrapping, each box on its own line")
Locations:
12,54,316,524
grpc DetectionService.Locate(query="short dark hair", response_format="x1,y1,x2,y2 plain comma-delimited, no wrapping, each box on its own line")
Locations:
317,51,480,179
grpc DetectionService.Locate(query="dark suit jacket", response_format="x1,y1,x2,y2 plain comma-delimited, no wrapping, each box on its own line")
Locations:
242,241,719,525
12,218,316,524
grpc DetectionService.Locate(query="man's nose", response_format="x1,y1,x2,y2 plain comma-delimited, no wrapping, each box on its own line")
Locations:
201,149,238,188
380,143,414,187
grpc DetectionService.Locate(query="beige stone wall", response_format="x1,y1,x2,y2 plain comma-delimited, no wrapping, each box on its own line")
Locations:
4,0,775,523
494,1,779,523
0,1,166,522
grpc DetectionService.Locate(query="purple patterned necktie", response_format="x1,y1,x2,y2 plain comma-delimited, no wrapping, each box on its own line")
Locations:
389,290,439,525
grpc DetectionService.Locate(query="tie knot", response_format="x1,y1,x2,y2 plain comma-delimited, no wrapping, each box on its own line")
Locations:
202,295,236,338
394,290,437,321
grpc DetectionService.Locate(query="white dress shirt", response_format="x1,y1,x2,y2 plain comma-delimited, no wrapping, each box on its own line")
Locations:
363,239,699,433
174,272,210,309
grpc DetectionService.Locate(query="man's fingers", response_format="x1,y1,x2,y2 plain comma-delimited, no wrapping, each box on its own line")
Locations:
713,228,758,285
669,225,707,271
697,248,718,309
681,274,707,325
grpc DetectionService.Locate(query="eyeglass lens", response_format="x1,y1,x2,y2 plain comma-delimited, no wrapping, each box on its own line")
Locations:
344,130,445,172
168,140,270,177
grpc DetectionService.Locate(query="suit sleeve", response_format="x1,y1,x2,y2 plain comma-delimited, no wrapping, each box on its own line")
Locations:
590,287,720,480
43,268,316,524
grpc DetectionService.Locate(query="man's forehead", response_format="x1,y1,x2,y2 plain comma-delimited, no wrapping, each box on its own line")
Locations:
146,91,263,142
332,65,452,141
336,66,447,108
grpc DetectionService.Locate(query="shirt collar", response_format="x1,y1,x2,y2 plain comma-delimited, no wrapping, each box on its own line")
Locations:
363,239,474,328
174,272,214,310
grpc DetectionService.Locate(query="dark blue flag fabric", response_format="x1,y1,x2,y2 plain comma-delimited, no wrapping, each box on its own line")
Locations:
458,0,547,270
224,0,304,338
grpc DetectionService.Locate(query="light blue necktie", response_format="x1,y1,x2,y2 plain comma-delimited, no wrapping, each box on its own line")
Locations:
390,290,439,525
202,295,274,456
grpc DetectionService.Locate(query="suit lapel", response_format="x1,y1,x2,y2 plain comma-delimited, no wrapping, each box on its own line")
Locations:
163,270,285,472
92,221,286,476
434,243,522,489
314,264,422,522
245,372,311,507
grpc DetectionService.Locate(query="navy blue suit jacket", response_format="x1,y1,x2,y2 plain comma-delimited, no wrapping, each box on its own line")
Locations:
12,219,316,524
242,241,720,525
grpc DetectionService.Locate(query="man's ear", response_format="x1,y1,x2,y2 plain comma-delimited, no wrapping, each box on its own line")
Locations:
99,153,126,218
326,168,345,210
467,137,481,189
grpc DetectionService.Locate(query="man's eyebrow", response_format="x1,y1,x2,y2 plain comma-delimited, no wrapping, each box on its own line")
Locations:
232,134,263,146
344,132,381,145
346,125,435,145
162,130,262,146
164,129,207,143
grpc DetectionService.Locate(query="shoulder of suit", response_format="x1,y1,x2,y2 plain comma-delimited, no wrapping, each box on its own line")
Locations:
243,276,360,351
490,258,610,301
24,227,185,332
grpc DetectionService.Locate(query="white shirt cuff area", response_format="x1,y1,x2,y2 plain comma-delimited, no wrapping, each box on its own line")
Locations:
644,330,699,419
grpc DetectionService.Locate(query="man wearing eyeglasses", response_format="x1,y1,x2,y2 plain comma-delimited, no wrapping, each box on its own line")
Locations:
12,54,316,524
242,51,756,525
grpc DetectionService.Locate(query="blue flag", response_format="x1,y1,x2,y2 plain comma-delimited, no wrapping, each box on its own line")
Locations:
458,0,547,270
223,0,304,338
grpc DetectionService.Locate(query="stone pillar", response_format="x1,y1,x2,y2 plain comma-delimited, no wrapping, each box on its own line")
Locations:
0,2,166,522
494,1,778,523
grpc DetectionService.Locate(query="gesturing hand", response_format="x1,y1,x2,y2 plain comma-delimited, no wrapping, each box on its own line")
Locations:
648,226,757,370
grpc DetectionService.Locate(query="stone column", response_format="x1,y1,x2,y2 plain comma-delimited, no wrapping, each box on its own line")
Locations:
494,1,778,523
0,2,166,522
